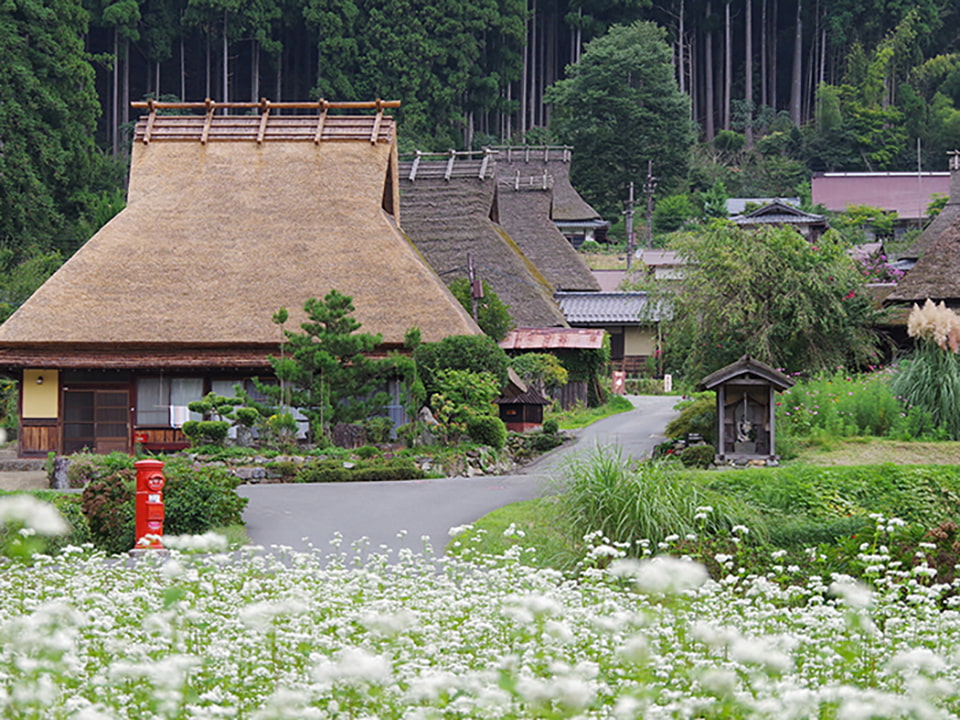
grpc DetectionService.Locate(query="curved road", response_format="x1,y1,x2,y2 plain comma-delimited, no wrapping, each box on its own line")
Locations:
238,395,678,555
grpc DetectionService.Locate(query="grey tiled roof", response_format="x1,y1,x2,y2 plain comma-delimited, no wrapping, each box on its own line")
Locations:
554,292,663,324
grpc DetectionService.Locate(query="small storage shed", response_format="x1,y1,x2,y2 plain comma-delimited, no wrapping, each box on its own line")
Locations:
497,385,550,432
697,355,794,462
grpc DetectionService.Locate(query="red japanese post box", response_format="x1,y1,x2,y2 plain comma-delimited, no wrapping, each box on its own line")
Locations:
134,459,166,549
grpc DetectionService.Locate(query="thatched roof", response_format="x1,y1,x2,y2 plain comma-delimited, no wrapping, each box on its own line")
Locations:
491,151,599,292
0,103,479,367
398,152,567,328
887,155,960,304
491,146,604,222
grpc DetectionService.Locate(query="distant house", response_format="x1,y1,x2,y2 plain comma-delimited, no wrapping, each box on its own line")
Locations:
398,150,568,328
635,249,686,280
0,100,480,457
726,198,800,216
491,145,609,249
555,292,664,375
811,171,949,242
731,200,828,242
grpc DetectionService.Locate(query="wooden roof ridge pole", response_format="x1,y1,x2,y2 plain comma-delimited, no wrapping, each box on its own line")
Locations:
314,99,328,145
444,149,456,181
256,97,270,144
200,98,214,145
370,98,384,144
130,99,401,111
142,98,157,144
408,150,422,181
478,148,494,180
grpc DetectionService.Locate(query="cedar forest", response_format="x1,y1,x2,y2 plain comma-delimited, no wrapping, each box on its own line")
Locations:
2,0,960,320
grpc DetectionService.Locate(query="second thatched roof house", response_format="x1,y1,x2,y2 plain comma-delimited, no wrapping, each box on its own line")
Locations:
0,99,479,457
398,150,568,328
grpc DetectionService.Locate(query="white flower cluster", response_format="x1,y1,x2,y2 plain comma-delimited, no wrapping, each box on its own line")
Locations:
0,495,69,536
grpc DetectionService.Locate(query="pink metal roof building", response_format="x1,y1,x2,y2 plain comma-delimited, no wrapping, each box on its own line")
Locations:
811,172,949,220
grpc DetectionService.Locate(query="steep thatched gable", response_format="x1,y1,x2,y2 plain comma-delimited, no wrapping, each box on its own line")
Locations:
0,101,479,364
398,152,568,328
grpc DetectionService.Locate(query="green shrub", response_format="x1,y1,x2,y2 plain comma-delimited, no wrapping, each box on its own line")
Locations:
767,515,874,549
0,490,92,556
354,445,382,460
579,239,602,252
81,470,136,555
265,460,299,479
665,394,716,443
415,335,510,396
467,415,507,449
365,416,394,444
65,451,134,489
542,418,559,435
677,444,715,468
163,457,247,532
181,420,231,447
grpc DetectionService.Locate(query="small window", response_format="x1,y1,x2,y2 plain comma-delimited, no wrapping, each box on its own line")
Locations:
136,377,204,427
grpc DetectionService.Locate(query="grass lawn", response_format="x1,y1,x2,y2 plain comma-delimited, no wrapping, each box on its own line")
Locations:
791,438,960,465
549,395,635,430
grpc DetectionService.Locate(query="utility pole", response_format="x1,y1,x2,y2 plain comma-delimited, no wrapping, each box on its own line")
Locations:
624,182,635,270
644,160,657,249
467,252,482,322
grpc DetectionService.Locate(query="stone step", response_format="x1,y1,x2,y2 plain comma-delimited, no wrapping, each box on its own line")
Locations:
0,459,46,473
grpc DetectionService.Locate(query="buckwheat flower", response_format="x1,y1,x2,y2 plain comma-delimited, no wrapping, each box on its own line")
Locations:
448,524,472,537
699,668,739,697
828,578,874,609
502,522,526,539
239,598,309,631
613,556,709,595
731,525,750,535
313,647,393,688
617,634,649,664
0,495,68,535
163,532,229,553
502,593,562,624
885,648,947,677
360,609,418,637
730,636,792,673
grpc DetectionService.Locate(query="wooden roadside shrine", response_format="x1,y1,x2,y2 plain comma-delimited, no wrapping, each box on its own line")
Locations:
697,355,794,463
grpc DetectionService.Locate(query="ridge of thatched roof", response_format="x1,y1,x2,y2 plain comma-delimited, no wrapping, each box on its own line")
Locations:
0,109,479,358
398,159,568,328
490,145,604,222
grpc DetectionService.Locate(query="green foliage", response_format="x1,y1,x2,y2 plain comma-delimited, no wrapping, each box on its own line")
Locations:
81,470,136,555
665,224,881,380
777,370,912,441
0,490,90,557
448,278,514,342
665,394,717,443
0,248,64,324
0,378,17,431
295,457,425,483
652,194,695,234
891,341,960,440
545,21,695,216
415,335,510,397
0,1,123,253
699,180,729,220
510,353,568,396
832,204,899,242
677,444,716,469
262,290,396,442
65,451,134,489
558,447,760,550
364,416,395,444
180,421,231,447
435,369,500,418
466,415,507,449
162,458,247,534
542,418,559,436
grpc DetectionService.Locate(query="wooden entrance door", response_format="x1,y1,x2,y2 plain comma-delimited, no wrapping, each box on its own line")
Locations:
63,389,130,454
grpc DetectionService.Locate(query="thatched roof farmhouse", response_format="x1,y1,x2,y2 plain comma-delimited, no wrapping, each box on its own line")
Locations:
0,99,479,457
398,150,568,328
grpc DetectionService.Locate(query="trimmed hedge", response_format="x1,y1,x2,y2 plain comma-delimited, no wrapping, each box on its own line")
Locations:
466,415,507,449
295,457,426,483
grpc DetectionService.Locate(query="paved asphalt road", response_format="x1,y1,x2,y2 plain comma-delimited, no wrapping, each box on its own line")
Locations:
238,395,679,555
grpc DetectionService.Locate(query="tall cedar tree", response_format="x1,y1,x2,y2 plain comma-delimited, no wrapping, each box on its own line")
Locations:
0,0,116,251
664,223,882,380
264,290,394,442
545,20,695,217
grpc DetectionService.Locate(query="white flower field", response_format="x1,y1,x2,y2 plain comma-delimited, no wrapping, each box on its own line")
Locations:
1,518,960,720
